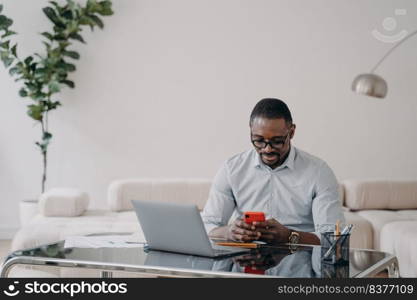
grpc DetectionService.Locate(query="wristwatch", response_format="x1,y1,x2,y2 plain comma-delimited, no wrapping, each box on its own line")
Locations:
288,230,300,244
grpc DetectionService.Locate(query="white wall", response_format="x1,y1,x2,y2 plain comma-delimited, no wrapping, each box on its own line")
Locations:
1,0,416,237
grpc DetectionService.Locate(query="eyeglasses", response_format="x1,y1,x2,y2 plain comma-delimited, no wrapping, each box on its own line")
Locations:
251,131,291,150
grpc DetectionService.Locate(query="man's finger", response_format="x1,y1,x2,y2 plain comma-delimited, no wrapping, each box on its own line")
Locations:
233,233,254,242
232,233,244,242
232,227,258,237
252,221,268,228
236,219,254,230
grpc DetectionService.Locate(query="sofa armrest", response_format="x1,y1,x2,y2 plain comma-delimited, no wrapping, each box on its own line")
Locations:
39,188,89,217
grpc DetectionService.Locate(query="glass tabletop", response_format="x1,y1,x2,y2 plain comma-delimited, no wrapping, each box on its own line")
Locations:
3,237,395,278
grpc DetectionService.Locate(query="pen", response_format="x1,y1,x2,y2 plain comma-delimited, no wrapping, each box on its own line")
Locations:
322,224,354,260
216,242,259,249
335,220,340,236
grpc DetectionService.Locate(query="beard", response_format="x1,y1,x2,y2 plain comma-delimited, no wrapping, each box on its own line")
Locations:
261,152,280,166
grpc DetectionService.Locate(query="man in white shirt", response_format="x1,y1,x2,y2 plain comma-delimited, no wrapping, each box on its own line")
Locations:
201,98,345,245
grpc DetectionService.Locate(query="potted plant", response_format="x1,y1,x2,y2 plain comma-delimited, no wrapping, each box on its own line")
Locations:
0,0,113,225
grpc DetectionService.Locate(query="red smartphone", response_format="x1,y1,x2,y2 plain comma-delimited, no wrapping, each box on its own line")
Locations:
244,266,265,275
244,212,265,224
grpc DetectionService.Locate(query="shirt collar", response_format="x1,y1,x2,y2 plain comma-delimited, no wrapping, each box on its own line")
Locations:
253,145,296,171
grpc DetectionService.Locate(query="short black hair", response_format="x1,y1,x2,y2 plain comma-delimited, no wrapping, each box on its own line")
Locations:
249,98,293,126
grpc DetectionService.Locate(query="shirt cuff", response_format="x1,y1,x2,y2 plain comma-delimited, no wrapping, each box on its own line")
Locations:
204,222,220,236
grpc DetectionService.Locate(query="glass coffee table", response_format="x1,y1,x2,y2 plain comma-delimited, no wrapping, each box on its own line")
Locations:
1,235,399,278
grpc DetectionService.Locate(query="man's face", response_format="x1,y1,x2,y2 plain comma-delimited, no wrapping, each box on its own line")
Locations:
250,117,295,169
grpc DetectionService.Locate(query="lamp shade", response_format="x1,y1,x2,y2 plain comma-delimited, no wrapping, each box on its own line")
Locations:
351,73,388,98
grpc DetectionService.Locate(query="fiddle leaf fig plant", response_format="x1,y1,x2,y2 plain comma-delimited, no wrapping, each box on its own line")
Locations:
0,0,113,193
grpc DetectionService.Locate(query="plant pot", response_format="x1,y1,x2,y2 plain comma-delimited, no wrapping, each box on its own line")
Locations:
19,199,39,227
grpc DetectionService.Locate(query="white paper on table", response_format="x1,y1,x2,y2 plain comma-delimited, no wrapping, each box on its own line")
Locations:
64,234,145,249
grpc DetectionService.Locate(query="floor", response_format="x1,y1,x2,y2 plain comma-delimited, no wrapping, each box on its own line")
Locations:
0,240,12,263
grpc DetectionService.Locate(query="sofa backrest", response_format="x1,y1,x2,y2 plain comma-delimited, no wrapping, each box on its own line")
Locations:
108,178,346,212
107,178,212,212
342,180,417,210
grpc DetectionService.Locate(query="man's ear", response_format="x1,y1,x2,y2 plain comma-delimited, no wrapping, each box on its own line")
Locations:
290,124,296,139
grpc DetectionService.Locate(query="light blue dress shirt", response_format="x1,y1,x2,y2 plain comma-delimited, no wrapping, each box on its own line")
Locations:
201,146,345,236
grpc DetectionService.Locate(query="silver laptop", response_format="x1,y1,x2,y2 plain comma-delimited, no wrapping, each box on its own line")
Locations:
131,200,249,258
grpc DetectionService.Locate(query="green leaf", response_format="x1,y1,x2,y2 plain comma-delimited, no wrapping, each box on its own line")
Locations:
58,41,70,48
69,32,85,43
90,14,103,29
53,33,66,41
0,40,10,49
35,131,53,153
46,101,61,110
24,56,33,65
43,131,53,141
27,104,44,121
63,50,80,59
34,68,47,77
49,1,60,9
25,82,38,92
43,42,52,51
61,9,73,20
0,4,3,14
61,79,75,88
48,81,61,93
19,88,28,97
87,0,100,13
97,1,113,16
79,16,95,29
0,15,13,29
9,66,20,76
35,142,45,153
10,44,17,57
30,62,38,72
1,30,17,39
42,7,65,28
1,51,14,67
57,61,76,72
41,32,54,40
31,91,47,101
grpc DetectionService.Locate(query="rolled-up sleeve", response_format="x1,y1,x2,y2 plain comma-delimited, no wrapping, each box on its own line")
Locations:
201,162,236,234
312,162,345,238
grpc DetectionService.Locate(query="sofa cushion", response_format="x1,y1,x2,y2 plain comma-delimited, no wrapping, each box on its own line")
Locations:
107,179,211,212
380,221,417,277
39,188,89,217
11,210,143,251
356,210,417,250
343,180,417,210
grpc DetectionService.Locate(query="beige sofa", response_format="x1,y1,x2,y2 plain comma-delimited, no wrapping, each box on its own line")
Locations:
342,180,417,277
8,178,417,277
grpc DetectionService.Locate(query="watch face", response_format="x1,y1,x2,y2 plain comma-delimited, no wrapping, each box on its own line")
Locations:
289,232,300,244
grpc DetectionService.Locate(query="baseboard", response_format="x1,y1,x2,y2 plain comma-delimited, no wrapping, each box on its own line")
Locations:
0,226,19,239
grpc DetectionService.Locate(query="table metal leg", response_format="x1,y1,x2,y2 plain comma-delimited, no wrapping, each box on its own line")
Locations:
387,260,400,278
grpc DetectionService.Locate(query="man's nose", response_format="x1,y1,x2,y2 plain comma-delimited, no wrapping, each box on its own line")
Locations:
264,143,273,152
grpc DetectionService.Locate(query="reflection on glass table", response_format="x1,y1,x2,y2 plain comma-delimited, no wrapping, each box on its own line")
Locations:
1,238,399,278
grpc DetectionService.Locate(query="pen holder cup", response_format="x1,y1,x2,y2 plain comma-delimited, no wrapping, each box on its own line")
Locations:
320,232,350,265
321,262,350,278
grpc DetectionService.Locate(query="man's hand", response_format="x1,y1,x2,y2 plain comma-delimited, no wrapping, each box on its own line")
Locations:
233,249,289,271
227,218,261,242
253,218,291,244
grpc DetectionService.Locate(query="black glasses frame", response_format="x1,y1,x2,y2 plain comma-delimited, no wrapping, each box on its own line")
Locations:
251,131,291,150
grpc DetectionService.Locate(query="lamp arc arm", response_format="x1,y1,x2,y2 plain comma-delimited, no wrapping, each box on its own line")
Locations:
371,29,417,73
